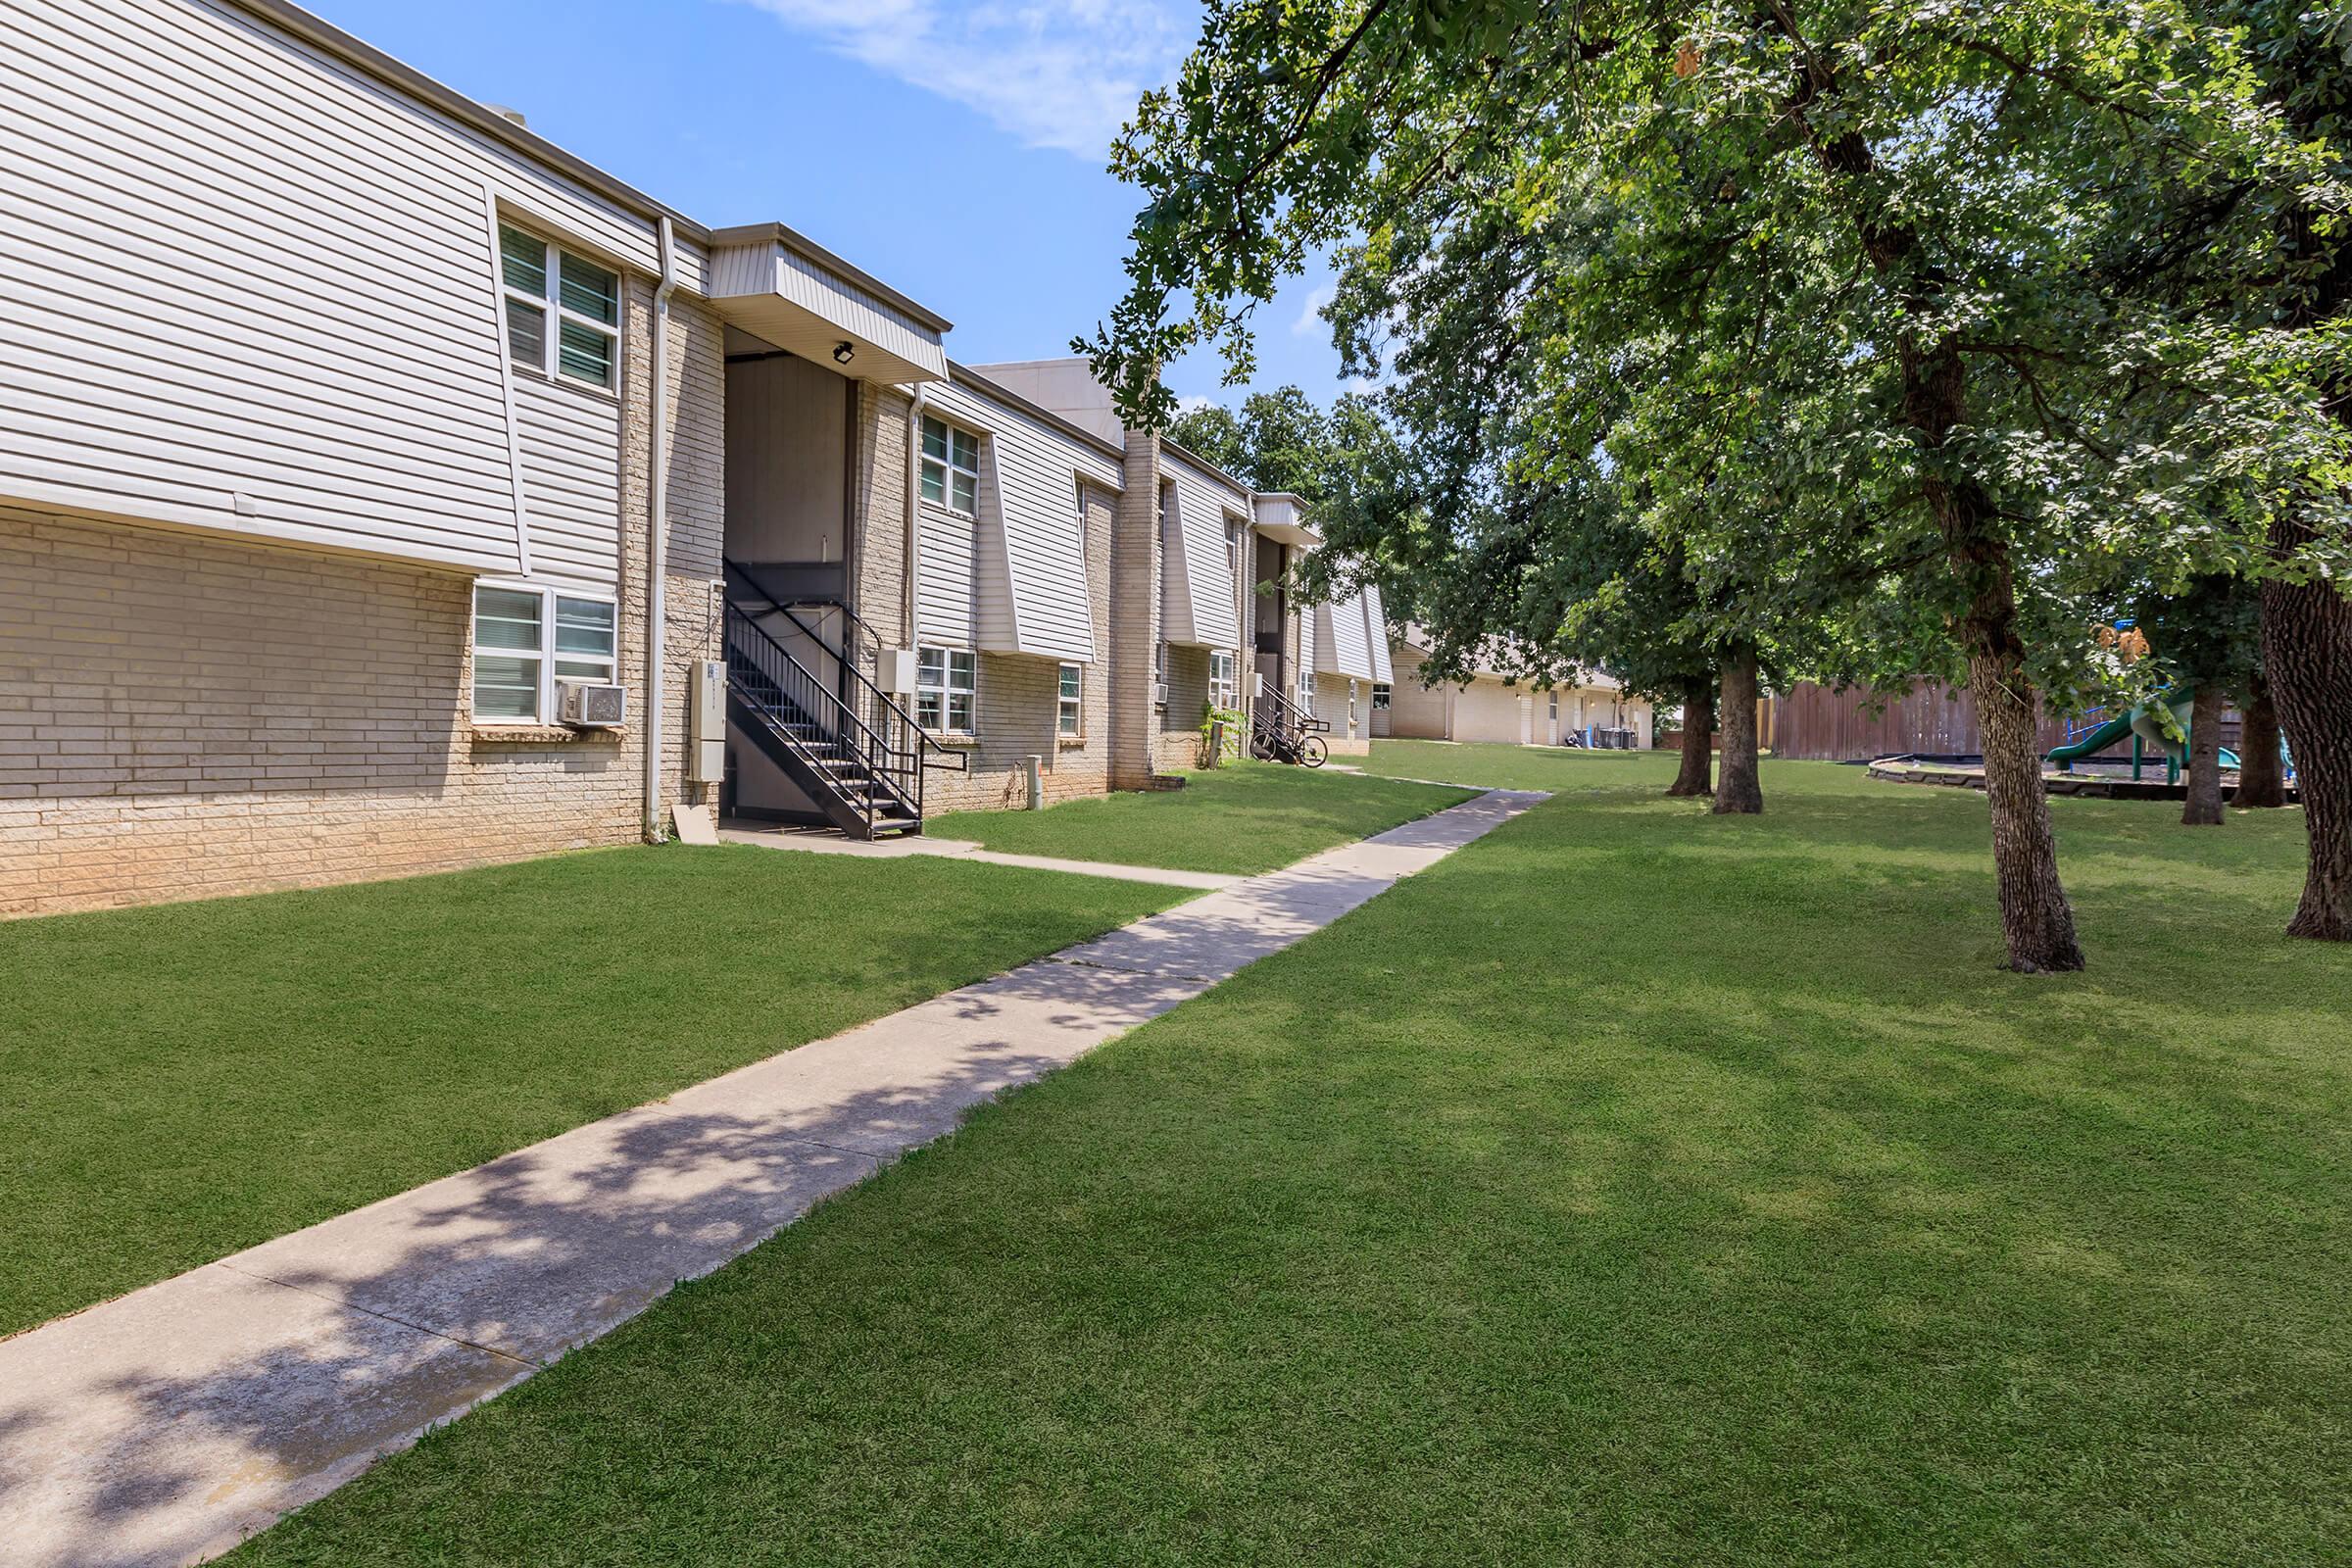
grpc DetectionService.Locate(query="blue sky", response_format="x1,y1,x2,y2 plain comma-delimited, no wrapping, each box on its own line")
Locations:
311,0,1349,408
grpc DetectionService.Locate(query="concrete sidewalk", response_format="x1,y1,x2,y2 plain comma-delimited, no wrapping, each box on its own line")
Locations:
716,819,1247,891
0,790,1544,1568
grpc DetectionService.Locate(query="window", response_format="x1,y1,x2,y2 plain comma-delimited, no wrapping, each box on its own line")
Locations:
1209,651,1238,711
916,646,975,733
1057,662,1082,737
1154,642,1167,707
1348,678,1361,727
472,585,617,722
920,417,981,514
1374,683,1393,711
499,223,619,390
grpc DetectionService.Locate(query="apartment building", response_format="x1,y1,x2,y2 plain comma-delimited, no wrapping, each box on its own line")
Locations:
0,0,1378,917
1388,630,1656,749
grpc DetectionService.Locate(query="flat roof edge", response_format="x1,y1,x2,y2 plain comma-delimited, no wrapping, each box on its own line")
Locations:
949,362,1126,466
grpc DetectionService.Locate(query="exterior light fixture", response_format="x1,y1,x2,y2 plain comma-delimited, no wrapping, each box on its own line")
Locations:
832,341,855,366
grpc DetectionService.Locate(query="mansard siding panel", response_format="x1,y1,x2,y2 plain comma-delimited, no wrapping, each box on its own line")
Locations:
1319,590,1377,681
0,0,686,572
513,377,622,590
924,377,1114,664
1159,453,1243,648
1363,584,1395,682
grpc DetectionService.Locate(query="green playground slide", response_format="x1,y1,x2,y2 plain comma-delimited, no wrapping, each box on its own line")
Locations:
2048,682,2243,774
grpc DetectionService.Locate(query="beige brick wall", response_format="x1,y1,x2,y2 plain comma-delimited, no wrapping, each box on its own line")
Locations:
1,282,726,919
853,383,914,651
1158,643,1216,766
1314,671,1373,755
1386,646,1451,740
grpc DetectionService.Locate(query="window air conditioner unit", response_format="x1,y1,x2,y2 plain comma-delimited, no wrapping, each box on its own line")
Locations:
558,680,627,728
1153,682,1169,707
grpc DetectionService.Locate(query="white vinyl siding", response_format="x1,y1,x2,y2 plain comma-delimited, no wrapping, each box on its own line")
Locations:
512,376,623,590
917,497,978,649
922,374,1117,663
1363,583,1395,682
0,0,682,574
1159,453,1245,648
1319,589,1378,681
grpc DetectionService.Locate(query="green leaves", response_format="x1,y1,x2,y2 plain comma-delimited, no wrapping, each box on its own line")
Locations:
1098,0,2352,714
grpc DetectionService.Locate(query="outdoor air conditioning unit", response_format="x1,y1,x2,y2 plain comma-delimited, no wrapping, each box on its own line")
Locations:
879,648,918,696
558,680,627,728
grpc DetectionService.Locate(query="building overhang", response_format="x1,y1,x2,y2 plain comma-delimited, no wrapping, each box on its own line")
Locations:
708,223,949,385
1251,493,1320,549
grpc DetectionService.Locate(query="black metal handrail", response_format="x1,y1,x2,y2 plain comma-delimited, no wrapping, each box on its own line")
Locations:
725,603,922,829
1254,683,1331,738
724,558,966,776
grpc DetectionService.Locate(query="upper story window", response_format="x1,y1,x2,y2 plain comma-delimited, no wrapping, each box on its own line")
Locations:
920,417,980,515
499,222,619,391
472,584,617,722
916,646,976,734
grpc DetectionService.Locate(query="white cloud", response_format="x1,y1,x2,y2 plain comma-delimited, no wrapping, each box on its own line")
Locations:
728,0,1196,158
1174,393,1214,415
1291,283,1335,337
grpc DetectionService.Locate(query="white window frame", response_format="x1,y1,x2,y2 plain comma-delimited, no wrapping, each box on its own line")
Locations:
920,416,982,517
498,221,621,393
915,645,977,735
1349,677,1361,727
471,582,619,724
1057,662,1083,738
1209,651,1239,712
1374,683,1393,711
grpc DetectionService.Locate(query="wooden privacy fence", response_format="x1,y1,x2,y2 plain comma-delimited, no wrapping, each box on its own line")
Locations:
1771,682,2102,762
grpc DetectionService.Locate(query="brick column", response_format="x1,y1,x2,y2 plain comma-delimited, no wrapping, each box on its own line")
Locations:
1109,426,1161,788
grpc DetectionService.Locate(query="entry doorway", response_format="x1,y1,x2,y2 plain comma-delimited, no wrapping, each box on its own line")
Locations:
1252,535,1287,698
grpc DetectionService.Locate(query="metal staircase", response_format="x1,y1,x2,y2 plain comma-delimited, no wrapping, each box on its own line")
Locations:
722,559,960,839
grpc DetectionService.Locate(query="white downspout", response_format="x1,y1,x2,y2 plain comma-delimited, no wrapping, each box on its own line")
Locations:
903,387,926,649
643,217,678,842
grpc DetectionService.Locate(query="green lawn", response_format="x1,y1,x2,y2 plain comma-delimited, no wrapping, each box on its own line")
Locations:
0,847,1173,1337
924,760,1476,874
1362,735,1674,791
232,762,2349,1566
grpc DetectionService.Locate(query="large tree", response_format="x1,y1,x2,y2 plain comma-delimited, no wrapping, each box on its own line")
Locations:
1087,0,2330,966
2228,1,2352,932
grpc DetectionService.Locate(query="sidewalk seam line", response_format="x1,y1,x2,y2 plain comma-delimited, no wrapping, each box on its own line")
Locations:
213,1262,544,1371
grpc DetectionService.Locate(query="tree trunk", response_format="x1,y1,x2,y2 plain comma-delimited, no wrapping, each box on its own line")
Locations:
2180,685,2227,826
2261,33,2352,934
1712,645,1763,814
2264,571,2352,938
1668,674,1714,797
1775,26,2080,969
1966,635,2083,971
2236,673,2286,809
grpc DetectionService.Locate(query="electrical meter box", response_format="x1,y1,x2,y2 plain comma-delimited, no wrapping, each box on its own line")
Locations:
688,659,726,783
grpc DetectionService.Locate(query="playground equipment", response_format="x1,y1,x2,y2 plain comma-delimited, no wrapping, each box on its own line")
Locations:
2046,680,2286,784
